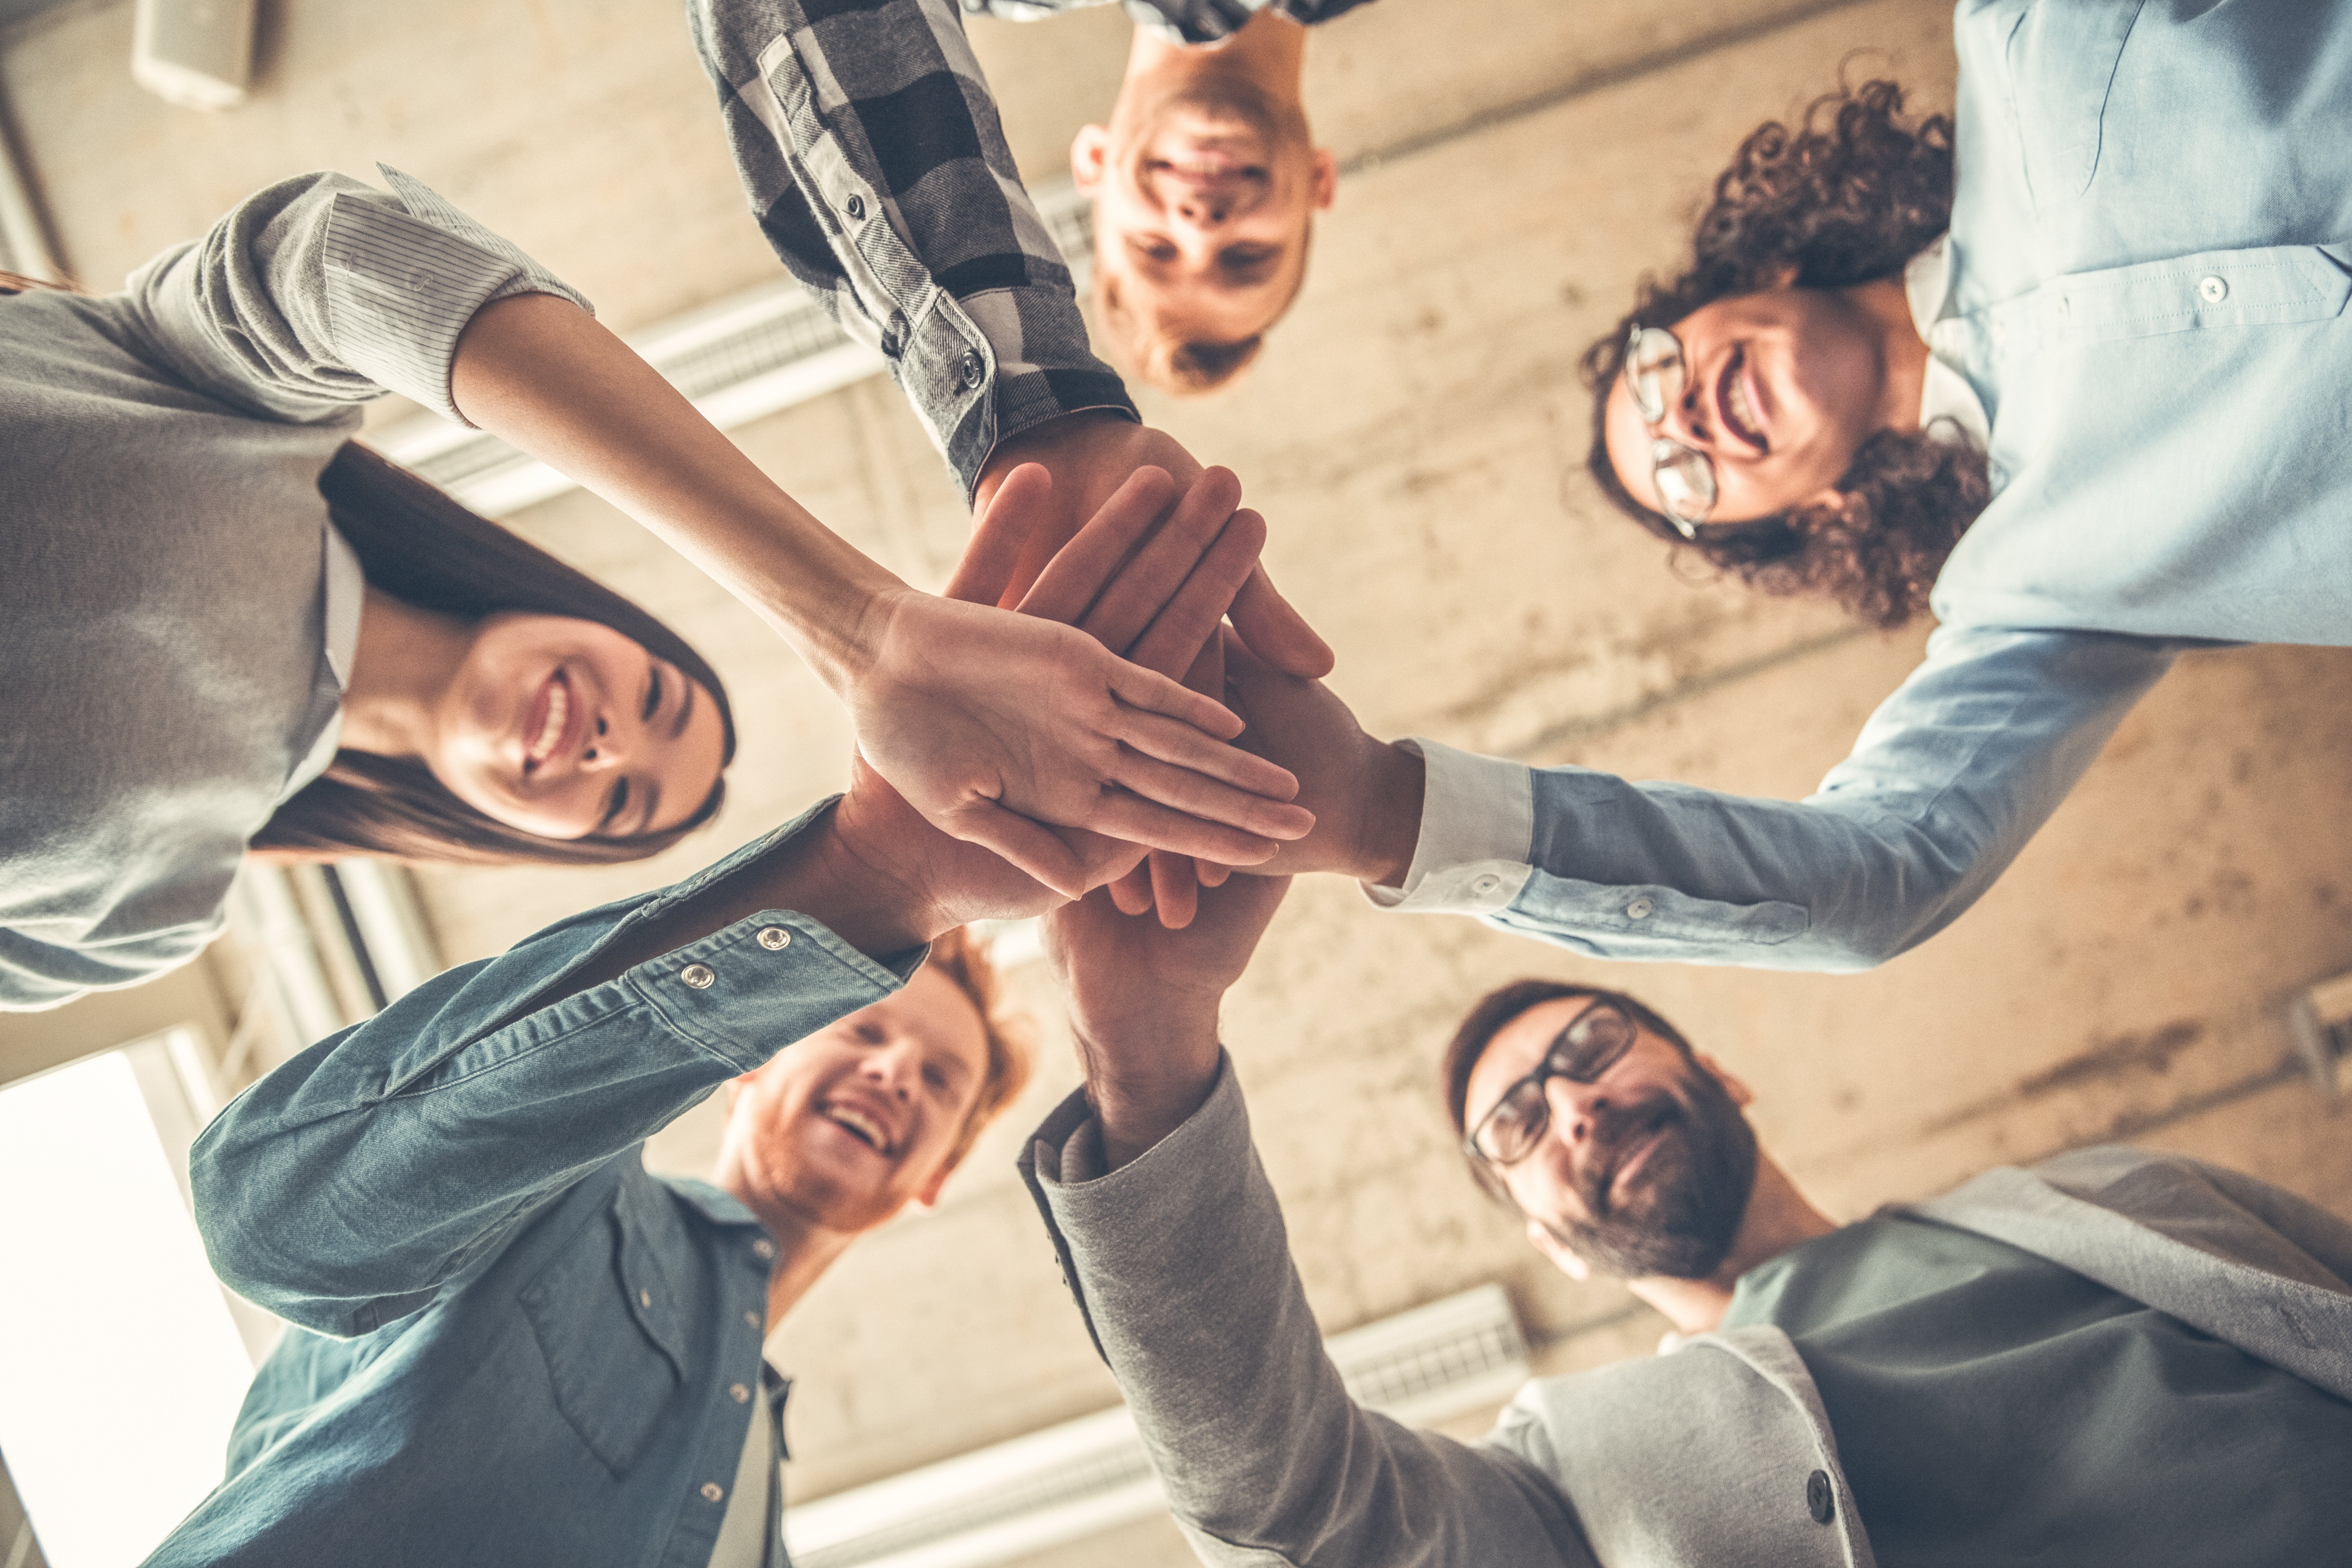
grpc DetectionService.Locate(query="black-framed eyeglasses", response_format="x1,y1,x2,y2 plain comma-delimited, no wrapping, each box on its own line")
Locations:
1463,998,1639,1167
1622,323,1717,539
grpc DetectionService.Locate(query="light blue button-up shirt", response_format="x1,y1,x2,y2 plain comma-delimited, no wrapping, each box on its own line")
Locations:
146,805,916,1568
1374,0,2352,971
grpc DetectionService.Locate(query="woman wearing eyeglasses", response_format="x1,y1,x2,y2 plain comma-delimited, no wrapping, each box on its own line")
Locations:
1372,5,2351,973
1,169,1315,1010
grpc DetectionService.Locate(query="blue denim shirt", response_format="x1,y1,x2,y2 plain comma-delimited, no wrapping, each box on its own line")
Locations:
1381,0,2351,971
147,804,920,1568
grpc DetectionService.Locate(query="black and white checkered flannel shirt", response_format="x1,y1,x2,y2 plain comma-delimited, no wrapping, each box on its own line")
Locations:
693,0,1144,502
971,0,1376,48
691,0,1376,499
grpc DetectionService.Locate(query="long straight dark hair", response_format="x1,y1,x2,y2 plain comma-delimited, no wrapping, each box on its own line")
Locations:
250,443,738,866
5,275,735,865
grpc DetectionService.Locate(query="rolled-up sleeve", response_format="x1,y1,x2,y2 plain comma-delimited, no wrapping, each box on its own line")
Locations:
691,0,1135,499
120,165,591,425
1368,624,2182,971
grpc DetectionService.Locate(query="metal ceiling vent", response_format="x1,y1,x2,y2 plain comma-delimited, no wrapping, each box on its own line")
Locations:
374,182,1097,518
782,1284,1530,1568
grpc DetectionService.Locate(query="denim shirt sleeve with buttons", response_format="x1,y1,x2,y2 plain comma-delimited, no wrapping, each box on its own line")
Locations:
149,804,916,1568
1373,1,2352,973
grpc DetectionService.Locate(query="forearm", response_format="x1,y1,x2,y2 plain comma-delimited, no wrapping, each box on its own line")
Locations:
447,292,898,692
192,803,938,1331
1022,1064,1582,1566
1071,1004,1224,1172
1380,628,2180,969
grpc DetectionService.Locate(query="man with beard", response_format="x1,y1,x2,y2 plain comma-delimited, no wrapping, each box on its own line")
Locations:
1022,875,2352,1567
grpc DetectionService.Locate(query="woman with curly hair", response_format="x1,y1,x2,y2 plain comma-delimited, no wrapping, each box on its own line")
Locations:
1256,5,2352,972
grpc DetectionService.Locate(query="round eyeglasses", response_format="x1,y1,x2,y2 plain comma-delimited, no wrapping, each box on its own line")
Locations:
1622,324,1718,539
1463,998,1639,1167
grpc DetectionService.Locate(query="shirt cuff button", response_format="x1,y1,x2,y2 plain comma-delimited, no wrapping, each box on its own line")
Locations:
959,348,984,390
757,926,792,951
681,963,716,989
1626,898,1654,920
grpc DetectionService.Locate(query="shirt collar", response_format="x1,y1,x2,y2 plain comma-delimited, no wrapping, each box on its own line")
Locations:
1904,238,1991,450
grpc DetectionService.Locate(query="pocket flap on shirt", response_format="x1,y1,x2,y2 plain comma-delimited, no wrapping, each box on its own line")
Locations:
520,1192,686,1477
2051,246,2352,341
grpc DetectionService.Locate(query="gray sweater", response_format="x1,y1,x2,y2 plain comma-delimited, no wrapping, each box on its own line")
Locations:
1020,1058,2352,1568
0,167,584,1011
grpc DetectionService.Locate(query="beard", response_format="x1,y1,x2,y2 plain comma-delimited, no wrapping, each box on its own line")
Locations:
1542,1067,1760,1281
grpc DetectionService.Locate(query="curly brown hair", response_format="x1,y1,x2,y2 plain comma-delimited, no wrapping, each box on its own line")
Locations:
1581,79,1990,630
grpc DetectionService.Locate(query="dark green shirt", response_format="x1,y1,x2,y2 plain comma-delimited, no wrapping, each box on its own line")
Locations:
1722,1213,2352,1567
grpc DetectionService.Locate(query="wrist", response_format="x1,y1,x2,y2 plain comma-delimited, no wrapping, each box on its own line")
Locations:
1358,739,1426,888
1069,1006,1223,1169
793,795,950,956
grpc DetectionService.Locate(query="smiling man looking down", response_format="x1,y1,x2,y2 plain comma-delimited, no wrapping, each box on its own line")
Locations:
1022,872,2352,1566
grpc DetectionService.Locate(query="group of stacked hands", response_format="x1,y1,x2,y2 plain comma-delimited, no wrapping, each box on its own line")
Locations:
5,0,2350,1564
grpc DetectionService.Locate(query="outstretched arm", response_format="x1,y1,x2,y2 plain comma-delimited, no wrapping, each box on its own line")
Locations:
1024,880,1589,1566
1219,623,2181,969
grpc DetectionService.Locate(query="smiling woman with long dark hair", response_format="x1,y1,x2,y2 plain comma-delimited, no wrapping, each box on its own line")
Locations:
1349,5,2352,973
0,167,1316,1011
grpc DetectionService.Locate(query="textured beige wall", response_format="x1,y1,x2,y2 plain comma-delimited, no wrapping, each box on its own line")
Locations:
11,1,2352,1563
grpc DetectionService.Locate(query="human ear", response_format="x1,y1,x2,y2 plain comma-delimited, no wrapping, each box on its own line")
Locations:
1695,1052,1753,1108
1309,147,1336,212
1526,1218,1590,1281
1070,125,1110,194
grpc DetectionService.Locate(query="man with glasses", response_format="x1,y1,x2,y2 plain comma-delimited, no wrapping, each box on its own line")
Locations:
1022,872,2352,1566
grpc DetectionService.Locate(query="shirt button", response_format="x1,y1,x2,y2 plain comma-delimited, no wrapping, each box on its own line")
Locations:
880,310,909,360
958,348,984,390
752,1238,776,1260
730,1383,751,1403
757,926,791,951
2198,274,2228,303
843,192,865,221
1471,875,1501,896
638,1288,653,1309
744,1310,762,1330
1626,897,1654,920
681,963,715,990
701,1482,725,1503
1806,1469,1835,1523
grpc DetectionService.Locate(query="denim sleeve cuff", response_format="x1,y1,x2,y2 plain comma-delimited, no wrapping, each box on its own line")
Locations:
1363,738,1535,914
320,164,594,425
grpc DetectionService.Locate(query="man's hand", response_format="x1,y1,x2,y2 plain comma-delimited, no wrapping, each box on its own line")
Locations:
1220,635,1425,887
1042,872,1292,1171
928,461,1301,895
975,412,1334,678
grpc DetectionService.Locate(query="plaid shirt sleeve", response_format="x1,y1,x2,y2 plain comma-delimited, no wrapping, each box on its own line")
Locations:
968,0,1378,47
690,0,1138,501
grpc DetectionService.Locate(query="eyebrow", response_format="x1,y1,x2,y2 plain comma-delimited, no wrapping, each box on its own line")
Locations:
669,673,695,742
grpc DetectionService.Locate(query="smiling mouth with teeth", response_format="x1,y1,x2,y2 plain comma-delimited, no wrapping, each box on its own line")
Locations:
523,672,571,775
1716,346,1768,452
820,1102,895,1156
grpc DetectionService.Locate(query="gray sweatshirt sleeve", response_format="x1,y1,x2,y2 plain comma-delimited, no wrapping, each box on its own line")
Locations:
1019,1059,1595,1568
110,165,592,424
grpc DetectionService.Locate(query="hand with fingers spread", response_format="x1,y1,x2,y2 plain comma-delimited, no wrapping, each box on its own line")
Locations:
915,458,1316,896
973,411,1332,678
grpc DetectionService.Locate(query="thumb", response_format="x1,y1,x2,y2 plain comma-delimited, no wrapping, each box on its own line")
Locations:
948,463,1053,606
1229,562,1334,677
936,798,1087,901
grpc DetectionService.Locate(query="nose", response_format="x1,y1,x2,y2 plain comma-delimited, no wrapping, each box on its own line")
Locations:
1661,375,1715,451
858,1044,917,1100
1543,1076,1612,1149
1172,189,1233,228
579,699,641,771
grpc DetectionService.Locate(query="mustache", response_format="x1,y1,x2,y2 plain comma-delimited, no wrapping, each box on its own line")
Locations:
1574,1094,1682,1217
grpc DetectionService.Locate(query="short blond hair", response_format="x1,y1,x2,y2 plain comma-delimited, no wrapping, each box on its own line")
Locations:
923,926,1034,1165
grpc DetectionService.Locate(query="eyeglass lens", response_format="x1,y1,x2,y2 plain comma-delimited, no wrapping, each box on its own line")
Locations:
1623,326,1717,530
1470,1005,1637,1164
